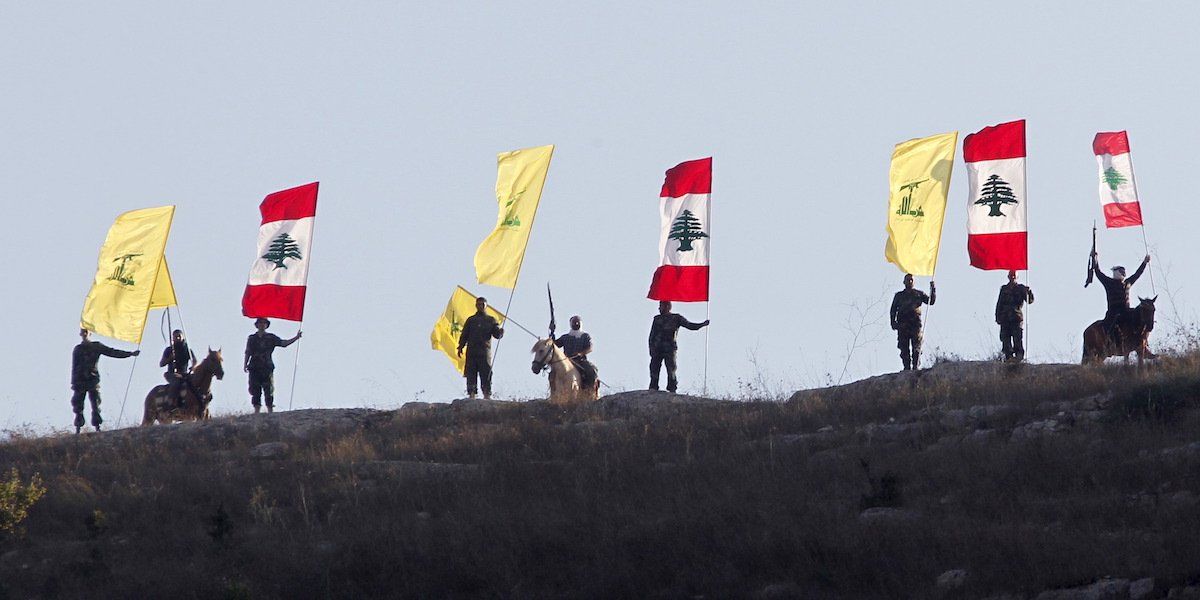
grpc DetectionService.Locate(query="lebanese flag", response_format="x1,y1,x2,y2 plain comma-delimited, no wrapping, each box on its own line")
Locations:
1094,131,1143,228
242,182,318,321
965,120,1027,270
648,157,711,302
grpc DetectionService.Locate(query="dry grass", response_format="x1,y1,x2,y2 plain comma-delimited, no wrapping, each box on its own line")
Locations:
1,355,1199,598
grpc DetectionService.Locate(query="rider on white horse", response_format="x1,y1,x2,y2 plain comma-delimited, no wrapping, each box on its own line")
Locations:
555,315,597,390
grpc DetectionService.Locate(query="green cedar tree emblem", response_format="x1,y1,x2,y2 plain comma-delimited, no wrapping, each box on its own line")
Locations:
501,190,526,227
449,311,462,337
1102,167,1128,191
106,253,142,287
668,209,709,252
974,174,1019,217
262,233,303,269
896,179,928,217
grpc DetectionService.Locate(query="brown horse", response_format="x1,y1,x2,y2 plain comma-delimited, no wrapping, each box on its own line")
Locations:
142,348,224,425
1082,297,1157,365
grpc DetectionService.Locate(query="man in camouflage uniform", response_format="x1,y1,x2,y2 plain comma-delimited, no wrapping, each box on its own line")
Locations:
1091,251,1150,351
70,328,140,433
890,274,936,371
555,315,597,391
243,317,302,413
457,297,504,400
159,329,196,408
648,300,709,393
995,270,1035,362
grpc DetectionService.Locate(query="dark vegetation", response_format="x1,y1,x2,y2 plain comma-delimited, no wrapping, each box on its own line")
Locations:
1,354,1200,598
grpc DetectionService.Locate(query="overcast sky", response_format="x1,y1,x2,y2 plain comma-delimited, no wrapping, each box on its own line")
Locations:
2,2,1197,432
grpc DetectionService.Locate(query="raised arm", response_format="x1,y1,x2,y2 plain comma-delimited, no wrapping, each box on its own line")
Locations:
1126,256,1150,285
99,344,137,359
1092,257,1114,285
679,316,708,331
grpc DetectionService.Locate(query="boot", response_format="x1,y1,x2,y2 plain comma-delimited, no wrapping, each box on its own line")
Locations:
911,352,921,370
266,405,274,414
254,405,261,414
468,392,477,400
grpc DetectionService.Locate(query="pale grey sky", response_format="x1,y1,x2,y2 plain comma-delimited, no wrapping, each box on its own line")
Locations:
2,2,1197,431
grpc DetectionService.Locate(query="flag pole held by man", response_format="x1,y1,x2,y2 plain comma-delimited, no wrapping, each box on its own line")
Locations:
884,133,954,370
648,158,712,392
76,206,176,432
242,182,317,412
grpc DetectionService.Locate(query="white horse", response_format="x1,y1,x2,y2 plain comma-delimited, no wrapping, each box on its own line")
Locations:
531,338,597,405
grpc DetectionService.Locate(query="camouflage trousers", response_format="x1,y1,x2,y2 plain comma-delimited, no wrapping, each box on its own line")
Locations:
896,324,922,370
248,369,275,409
464,354,493,397
649,351,678,393
999,321,1025,360
70,385,103,429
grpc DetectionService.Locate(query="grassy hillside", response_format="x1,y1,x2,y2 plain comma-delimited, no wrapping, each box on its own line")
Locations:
2,356,1200,598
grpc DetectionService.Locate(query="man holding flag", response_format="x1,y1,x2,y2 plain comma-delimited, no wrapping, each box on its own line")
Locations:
71,329,139,433
457,296,504,399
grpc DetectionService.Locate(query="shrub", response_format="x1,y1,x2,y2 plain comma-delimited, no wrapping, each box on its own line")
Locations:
0,468,46,535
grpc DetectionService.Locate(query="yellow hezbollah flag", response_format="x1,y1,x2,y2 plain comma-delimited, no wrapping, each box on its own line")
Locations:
430,286,507,374
80,206,176,343
473,144,554,289
884,132,957,276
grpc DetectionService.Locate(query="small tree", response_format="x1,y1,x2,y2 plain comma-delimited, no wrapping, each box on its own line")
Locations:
668,210,708,252
262,233,303,269
974,174,1019,217
0,468,46,535
1102,167,1128,191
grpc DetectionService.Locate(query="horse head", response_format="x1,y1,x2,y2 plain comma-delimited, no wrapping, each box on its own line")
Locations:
530,338,555,374
1137,296,1158,331
205,347,225,380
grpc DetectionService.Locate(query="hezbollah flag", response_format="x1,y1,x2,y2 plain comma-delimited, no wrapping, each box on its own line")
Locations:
430,286,506,374
80,206,177,343
884,132,957,276
474,145,554,289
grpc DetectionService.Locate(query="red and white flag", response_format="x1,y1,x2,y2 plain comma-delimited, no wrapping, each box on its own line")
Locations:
965,120,1027,270
242,182,318,321
1094,131,1143,228
648,157,711,302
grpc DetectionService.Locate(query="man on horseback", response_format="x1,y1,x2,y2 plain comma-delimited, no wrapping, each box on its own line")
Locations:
555,315,597,392
457,297,504,400
995,270,1034,362
648,300,709,393
71,328,139,433
890,274,936,371
1091,251,1150,352
243,317,302,413
159,329,196,409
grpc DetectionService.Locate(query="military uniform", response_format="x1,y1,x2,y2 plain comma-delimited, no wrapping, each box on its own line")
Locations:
648,313,705,393
458,313,504,397
890,287,935,370
555,330,597,388
71,341,135,430
1092,259,1147,341
995,282,1034,361
245,332,285,410
160,340,193,405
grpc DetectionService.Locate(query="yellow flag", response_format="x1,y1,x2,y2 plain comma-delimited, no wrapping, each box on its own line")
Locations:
473,144,554,289
885,132,957,276
430,286,507,374
80,206,176,343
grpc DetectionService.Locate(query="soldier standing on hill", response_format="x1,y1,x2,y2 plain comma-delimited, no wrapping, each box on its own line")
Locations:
890,274,936,371
244,317,302,413
995,270,1035,362
70,328,139,433
457,297,504,400
648,300,709,393
160,329,196,408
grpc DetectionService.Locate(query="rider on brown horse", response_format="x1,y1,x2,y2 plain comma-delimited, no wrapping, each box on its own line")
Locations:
1091,251,1150,351
160,329,196,409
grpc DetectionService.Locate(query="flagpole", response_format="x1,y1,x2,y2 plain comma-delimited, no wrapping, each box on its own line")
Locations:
1139,224,1156,294
288,321,302,411
287,185,319,412
115,343,142,429
703,302,710,396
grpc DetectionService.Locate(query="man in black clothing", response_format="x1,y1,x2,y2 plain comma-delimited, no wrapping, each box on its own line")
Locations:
70,328,139,433
890,274,936,371
159,329,196,408
1091,252,1150,350
648,300,709,393
555,315,597,391
244,317,302,413
457,297,504,399
995,270,1035,362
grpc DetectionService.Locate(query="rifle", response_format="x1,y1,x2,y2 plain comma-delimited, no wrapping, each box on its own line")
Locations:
547,283,557,338
1085,221,1096,287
